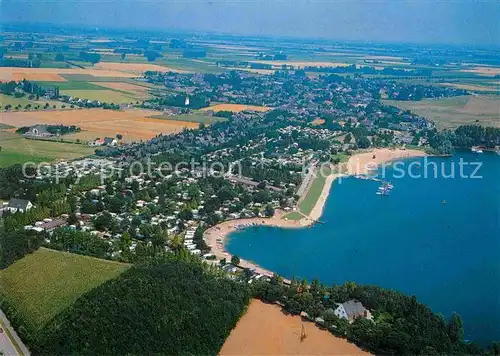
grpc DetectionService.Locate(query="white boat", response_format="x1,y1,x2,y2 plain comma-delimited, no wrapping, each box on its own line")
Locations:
476,149,483,154
376,192,382,195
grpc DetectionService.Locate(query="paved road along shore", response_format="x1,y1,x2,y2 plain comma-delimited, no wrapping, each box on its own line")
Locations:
0,309,30,356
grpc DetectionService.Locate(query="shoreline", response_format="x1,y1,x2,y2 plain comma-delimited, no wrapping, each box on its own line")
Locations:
204,148,426,276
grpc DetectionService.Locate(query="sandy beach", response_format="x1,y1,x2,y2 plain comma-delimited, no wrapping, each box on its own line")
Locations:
347,148,426,175
308,172,345,221
204,148,426,275
204,210,307,276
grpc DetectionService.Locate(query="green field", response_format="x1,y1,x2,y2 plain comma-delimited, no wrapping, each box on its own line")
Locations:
331,152,350,163
384,95,500,129
35,81,105,90
0,248,129,332
0,131,95,167
60,89,136,103
0,94,64,110
282,211,303,221
298,167,332,216
0,123,15,129
0,94,32,107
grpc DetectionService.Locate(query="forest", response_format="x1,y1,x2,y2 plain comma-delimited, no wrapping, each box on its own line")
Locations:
0,222,44,268
34,255,251,355
423,125,500,154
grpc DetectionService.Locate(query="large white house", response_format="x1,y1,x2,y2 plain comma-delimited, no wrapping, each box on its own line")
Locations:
334,300,372,322
6,198,33,214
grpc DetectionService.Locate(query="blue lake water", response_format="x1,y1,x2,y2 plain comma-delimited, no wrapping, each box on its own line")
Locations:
227,152,500,344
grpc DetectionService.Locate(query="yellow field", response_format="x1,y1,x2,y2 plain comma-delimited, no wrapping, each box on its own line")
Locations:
460,66,500,77
440,82,499,92
94,62,189,74
0,67,138,82
221,299,370,355
201,103,271,112
0,108,199,140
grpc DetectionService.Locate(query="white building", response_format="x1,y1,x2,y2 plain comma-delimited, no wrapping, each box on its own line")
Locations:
334,300,372,322
6,199,33,214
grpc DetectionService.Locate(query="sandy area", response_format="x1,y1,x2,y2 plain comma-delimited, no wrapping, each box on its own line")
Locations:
308,173,344,221
0,108,198,140
311,118,325,126
221,299,370,355
201,103,271,113
204,210,307,276
347,148,426,175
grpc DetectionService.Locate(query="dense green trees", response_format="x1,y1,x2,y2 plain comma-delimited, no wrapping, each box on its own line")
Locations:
36,256,251,355
78,51,100,64
231,255,240,266
424,124,500,154
46,228,112,259
0,223,44,268
4,206,51,232
453,125,500,148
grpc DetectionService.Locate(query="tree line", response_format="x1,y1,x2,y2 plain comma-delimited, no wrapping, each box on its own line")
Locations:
34,255,251,355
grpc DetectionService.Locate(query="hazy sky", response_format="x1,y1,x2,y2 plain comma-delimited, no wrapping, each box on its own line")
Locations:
1,0,499,45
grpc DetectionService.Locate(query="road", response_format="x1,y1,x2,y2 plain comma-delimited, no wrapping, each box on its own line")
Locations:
0,309,30,356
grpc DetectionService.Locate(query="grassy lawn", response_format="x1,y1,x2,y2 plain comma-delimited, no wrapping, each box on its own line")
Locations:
282,211,303,220
60,89,137,103
156,58,226,74
331,153,350,163
0,94,32,107
0,131,94,167
34,81,105,90
0,94,65,110
150,111,227,125
383,95,500,129
298,167,332,216
0,248,129,332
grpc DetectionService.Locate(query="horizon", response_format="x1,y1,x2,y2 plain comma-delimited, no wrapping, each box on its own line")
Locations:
1,0,499,46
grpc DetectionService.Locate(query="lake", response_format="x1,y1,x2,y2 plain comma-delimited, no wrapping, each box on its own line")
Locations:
226,152,500,345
